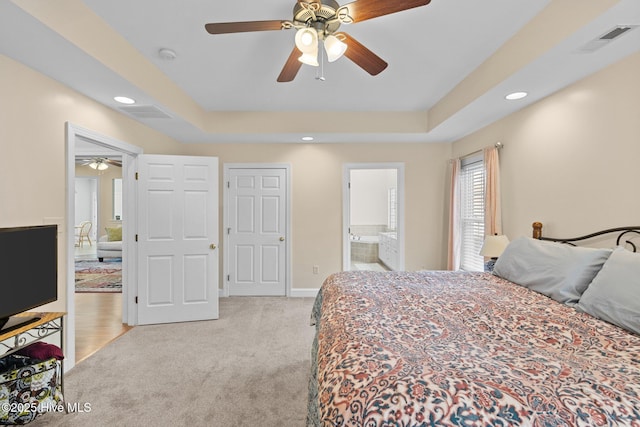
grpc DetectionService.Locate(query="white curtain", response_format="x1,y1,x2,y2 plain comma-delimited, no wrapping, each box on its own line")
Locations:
447,158,461,270
483,146,502,236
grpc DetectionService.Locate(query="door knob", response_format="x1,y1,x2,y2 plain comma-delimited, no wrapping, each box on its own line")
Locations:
210,243,217,250
279,237,285,242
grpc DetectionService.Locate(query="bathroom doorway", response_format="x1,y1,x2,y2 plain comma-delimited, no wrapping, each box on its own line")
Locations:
343,163,405,272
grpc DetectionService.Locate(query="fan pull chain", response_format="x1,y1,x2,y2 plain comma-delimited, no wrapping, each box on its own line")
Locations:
316,41,326,81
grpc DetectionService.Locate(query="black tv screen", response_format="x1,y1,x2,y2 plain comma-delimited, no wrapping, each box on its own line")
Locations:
0,225,58,333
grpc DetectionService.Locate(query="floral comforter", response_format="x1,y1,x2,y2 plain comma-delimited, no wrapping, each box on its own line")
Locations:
308,270,640,426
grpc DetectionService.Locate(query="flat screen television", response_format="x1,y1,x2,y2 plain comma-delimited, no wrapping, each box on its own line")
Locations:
0,224,58,334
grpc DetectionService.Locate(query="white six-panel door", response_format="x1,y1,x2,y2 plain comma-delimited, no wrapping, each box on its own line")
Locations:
227,168,287,296
137,155,219,325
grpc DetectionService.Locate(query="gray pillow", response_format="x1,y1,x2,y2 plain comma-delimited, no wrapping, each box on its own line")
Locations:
493,236,611,305
578,247,640,335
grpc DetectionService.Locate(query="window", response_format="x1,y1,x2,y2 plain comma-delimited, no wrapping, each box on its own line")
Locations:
459,155,485,271
113,178,123,220
387,187,397,231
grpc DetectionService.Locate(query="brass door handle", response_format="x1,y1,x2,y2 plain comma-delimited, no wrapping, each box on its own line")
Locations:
279,237,285,242
210,243,217,250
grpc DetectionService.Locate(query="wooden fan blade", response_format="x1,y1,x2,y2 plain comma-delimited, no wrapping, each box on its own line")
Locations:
277,46,303,82
341,0,431,23
339,33,388,76
105,159,122,167
205,20,286,35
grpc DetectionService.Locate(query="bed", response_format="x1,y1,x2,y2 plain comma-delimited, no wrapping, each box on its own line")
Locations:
308,223,640,426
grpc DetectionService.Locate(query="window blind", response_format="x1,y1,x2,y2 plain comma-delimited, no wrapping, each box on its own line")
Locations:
388,188,397,231
459,156,485,271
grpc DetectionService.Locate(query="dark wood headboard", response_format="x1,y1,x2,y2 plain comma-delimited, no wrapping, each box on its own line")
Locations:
532,222,640,252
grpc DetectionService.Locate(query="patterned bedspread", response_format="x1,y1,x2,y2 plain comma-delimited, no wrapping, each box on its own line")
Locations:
308,270,640,426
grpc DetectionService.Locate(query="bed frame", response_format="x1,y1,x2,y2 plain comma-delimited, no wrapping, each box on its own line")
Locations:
532,221,640,252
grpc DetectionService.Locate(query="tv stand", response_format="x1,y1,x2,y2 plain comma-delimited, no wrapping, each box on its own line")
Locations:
0,312,64,358
0,312,65,424
0,315,41,334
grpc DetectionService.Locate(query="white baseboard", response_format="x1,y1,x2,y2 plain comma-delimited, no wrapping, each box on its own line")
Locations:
219,288,319,298
290,288,320,298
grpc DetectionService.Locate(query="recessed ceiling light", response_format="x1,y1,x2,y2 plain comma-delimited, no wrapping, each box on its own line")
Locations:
301,136,314,141
505,91,528,101
114,96,135,104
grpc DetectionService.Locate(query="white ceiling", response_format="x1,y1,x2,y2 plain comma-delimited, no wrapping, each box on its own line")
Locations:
82,0,546,112
2,0,639,144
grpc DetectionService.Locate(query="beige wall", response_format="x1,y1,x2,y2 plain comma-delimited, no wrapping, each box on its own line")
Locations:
181,143,451,289
0,51,452,305
452,52,640,243
0,54,183,313
7,47,637,304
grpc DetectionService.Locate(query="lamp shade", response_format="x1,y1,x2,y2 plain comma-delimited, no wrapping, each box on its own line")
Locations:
298,52,319,66
324,35,347,62
295,28,319,66
479,235,510,258
295,28,318,53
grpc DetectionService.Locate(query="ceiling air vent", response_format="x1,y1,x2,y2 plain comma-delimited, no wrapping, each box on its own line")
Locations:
119,105,172,119
576,25,638,53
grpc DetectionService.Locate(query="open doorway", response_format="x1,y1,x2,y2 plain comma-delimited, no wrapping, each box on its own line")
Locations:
74,143,129,362
65,123,142,370
343,163,405,272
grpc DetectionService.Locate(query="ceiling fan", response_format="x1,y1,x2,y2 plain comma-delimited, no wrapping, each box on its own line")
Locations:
205,0,432,82
76,157,122,170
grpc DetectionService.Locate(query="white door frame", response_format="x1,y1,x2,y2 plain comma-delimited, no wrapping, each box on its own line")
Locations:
65,122,142,371
222,163,292,297
342,163,405,271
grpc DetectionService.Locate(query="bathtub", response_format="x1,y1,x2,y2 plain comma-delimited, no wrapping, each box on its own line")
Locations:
350,235,379,263
350,235,379,243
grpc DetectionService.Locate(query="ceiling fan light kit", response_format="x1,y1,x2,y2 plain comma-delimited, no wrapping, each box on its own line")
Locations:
295,27,320,65
77,157,122,169
299,51,320,66
324,34,347,62
295,27,318,51
205,0,432,82
89,159,109,170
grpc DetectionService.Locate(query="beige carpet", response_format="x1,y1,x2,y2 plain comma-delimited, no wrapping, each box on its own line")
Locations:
31,297,316,427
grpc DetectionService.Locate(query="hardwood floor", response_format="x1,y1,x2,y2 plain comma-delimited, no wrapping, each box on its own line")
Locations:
74,292,132,363
74,244,132,363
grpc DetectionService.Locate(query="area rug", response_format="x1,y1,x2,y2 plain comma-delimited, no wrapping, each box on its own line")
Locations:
75,259,122,293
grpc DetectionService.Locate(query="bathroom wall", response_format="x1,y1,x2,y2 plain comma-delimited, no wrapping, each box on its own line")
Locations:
350,169,397,233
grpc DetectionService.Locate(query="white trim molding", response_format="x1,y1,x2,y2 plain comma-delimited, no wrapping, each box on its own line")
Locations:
290,288,319,298
65,122,142,371
342,162,405,272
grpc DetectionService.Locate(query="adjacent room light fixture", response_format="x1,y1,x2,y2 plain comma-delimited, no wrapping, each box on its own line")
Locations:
114,96,136,104
295,28,319,66
505,91,528,101
301,136,314,141
88,159,109,171
480,234,510,272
